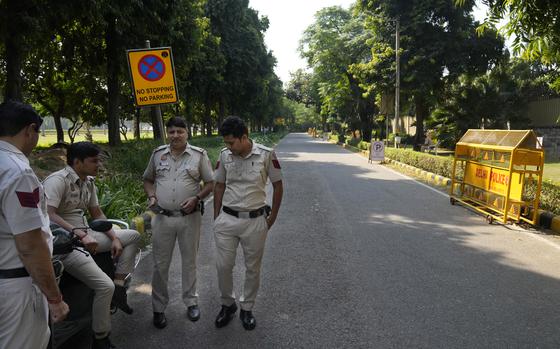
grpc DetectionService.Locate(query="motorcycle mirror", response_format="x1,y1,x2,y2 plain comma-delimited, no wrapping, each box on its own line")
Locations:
89,219,113,233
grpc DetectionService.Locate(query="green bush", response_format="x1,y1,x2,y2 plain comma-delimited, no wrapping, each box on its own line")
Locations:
384,147,559,216
96,131,288,222
385,148,456,178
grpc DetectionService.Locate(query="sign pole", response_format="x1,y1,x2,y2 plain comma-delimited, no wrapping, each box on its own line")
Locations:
145,40,166,142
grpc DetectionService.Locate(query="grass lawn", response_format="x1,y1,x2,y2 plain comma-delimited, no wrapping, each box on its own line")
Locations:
37,129,153,148
544,162,560,184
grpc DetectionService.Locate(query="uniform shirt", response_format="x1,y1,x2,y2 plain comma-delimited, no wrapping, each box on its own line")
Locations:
214,141,282,211
0,141,52,269
143,143,214,211
43,166,98,228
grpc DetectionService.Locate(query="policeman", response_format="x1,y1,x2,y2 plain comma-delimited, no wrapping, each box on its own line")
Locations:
213,116,283,330
44,142,141,313
143,117,214,329
43,141,140,349
0,100,69,348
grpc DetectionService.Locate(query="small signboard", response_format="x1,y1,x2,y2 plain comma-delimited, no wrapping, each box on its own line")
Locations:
370,141,385,162
127,47,178,107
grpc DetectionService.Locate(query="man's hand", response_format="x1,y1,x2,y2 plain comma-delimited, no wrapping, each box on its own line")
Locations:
266,216,276,229
49,301,70,323
148,196,157,208
180,196,198,214
80,234,98,254
111,238,123,258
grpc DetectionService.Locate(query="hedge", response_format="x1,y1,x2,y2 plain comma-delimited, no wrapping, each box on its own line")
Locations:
371,145,559,216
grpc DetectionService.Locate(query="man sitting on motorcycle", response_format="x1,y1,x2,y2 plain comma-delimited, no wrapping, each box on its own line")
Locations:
44,141,140,349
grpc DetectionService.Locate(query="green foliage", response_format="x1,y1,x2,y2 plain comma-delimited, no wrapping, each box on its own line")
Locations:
355,0,505,144
299,5,375,141
385,147,560,216
95,174,146,222
95,131,287,222
384,148,455,179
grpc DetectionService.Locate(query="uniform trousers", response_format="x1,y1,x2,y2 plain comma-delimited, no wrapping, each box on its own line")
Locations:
0,277,50,349
213,212,269,311
57,250,114,336
89,229,141,275
151,212,201,312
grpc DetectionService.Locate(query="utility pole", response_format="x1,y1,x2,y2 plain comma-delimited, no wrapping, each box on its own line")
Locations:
394,19,400,135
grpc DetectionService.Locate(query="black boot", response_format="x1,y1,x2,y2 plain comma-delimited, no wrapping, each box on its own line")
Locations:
112,285,133,314
93,335,115,349
215,303,238,328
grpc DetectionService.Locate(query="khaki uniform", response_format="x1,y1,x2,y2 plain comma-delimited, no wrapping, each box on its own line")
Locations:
43,166,140,336
44,166,140,274
0,141,51,349
143,143,214,312
213,141,282,311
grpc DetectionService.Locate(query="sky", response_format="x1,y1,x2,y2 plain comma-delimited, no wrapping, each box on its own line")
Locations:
248,0,496,84
248,0,356,84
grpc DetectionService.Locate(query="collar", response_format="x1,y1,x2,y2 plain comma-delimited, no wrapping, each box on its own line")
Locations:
245,140,262,158
64,166,82,184
164,143,193,156
0,140,28,163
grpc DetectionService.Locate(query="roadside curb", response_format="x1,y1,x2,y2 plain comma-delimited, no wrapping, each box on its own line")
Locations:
333,138,560,234
384,158,451,187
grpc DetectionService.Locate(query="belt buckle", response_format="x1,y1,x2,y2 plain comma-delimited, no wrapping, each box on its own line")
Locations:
238,211,251,219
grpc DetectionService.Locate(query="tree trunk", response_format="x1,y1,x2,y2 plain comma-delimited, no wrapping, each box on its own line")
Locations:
105,15,121,146
204,98,213,137
54,114,65,143
4,0,23,101
413,94,428,151
134,108,141,140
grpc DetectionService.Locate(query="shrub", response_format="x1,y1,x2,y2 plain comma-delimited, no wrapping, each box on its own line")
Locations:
384,147,559,216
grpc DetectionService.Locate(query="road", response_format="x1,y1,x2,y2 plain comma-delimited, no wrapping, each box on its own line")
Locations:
112,133,560,348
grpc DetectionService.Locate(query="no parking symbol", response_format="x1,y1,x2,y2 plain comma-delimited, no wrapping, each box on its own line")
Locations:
127,47,178,107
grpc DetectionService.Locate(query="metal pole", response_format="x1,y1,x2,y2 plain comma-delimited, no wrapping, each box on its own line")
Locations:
145,40,166,143
395,19,400,135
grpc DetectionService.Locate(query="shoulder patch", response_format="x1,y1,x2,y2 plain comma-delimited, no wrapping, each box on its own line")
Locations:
256,143,272,152
87,176,95,183
42,169,65,183
152,144,168,154
189,145,205,154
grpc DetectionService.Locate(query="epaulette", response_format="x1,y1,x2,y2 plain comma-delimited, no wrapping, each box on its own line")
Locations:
189,145,205,154
86,176,95,182
152,144,168,154
256,144,272,152
220,147,229,153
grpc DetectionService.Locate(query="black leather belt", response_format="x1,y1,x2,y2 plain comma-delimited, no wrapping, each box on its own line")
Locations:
223,206,269,219
151,201,204,217
0,267,30,279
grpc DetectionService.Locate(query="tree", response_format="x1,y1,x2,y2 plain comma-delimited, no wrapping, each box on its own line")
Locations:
462,0,560,91
356,0,504,149
300,6,376,141
206,0,282,132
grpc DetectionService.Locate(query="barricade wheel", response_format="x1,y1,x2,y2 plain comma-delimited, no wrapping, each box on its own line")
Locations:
486,215,494,224
450,197,456,205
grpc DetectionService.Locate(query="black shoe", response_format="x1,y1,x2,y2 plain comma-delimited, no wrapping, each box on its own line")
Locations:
153,312,167,329
112,285,133,314
240,309,256,330
93,335,115,349
187,305,200,322
215,303,238,328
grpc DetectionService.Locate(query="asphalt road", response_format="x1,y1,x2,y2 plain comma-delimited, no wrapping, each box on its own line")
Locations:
112,133,560,348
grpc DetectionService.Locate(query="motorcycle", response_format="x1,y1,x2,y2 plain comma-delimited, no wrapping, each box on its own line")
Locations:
48,219,140,349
